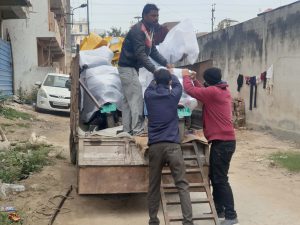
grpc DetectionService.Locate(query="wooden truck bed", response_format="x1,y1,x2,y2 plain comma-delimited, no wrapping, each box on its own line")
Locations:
77,136,149,194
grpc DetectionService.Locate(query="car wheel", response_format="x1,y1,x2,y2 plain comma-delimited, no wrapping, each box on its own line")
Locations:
69,133,78,165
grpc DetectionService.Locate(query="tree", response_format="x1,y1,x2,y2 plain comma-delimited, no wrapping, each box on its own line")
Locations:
106,27,127,37
216,19,238,31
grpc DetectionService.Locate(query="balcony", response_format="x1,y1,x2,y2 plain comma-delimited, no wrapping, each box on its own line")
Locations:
37,12,64,59
0,0,31,19
50,0,65,16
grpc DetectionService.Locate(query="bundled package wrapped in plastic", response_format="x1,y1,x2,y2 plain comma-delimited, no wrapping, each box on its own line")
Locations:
79,46,114,68
79,47,123,123
139,68,198,111
158,19,199,65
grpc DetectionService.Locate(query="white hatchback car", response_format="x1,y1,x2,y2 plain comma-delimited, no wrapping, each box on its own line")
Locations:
35,73,71,112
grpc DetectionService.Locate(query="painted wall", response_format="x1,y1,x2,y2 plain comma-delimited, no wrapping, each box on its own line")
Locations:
182,2,300,139
2,0,61,92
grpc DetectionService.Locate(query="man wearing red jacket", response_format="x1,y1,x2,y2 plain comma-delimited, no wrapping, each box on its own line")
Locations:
183,68,238,225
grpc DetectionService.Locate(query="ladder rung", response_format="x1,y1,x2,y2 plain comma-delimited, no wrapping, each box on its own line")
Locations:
162,168,201,175
183,155,198,160
166,199,210,205
162,183,206,189
181,143,194,147
169,214,215,222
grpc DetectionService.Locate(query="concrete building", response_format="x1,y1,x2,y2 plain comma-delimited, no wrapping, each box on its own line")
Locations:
180,1,300,140
0,0,31,97
71,19,88,53
2,0,71,93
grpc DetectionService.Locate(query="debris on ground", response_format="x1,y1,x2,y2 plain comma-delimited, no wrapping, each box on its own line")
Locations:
0,126,10,151
0,182,25,199
8,212,21,222
29,132,49,145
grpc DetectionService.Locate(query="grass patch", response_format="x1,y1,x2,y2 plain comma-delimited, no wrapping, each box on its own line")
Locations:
0,143,53,183
270,152,300,172
16,123,30,128
0,106,32,121
0,123,14,128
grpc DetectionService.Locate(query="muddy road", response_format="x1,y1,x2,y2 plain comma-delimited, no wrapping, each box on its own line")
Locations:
1,104,300,225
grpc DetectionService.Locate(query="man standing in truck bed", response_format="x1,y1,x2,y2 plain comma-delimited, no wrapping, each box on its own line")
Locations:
118,3,172,136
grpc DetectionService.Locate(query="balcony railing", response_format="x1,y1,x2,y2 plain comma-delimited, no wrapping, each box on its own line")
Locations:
48,11,63,49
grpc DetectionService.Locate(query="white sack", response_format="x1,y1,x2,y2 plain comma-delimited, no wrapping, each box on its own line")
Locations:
79,46,114,68
158,19,199,65
139,68,198,110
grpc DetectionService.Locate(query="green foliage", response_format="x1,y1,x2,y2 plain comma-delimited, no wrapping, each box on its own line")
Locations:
106,26,127,37
16,86,39,104
0,143,53,183
270,151,300,172
0,106,32,120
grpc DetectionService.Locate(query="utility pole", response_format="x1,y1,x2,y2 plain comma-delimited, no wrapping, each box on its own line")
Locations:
87,0,90,34
211,3,216,38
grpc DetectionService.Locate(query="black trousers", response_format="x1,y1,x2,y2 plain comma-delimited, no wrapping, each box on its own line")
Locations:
209,140,237,220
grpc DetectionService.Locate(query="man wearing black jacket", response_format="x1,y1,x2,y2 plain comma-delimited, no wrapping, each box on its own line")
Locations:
118,4,171,135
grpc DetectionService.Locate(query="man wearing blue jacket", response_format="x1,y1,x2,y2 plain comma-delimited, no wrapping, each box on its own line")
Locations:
144,68,194,225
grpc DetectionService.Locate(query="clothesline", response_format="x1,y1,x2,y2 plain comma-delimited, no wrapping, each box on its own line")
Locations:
236,64,274,111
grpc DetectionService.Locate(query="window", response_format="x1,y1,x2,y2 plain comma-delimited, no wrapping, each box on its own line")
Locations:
43,75,69,88
79,25,83,32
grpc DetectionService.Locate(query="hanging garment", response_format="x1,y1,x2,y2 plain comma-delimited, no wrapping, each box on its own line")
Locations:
237,74,244,92
245,76,251,85
249,76,257,110
261,71,267,89
266,65,274,94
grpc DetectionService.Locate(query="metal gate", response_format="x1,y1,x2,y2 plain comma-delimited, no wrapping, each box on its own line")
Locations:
0,38,13,98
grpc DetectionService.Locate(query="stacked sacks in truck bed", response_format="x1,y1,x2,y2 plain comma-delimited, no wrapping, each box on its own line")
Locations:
79,46,123,124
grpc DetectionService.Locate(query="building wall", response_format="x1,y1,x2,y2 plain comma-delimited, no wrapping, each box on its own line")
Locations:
71,20,88,53
182,2,300,139
2,0,67,92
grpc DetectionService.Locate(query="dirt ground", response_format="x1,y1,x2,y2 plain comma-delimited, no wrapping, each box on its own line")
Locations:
1,103,300,225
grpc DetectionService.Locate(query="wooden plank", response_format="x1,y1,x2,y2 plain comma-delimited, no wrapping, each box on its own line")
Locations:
169,214,215,221
166,199,210,205
78,166,149,194
78,138,146,166
162,183,206,189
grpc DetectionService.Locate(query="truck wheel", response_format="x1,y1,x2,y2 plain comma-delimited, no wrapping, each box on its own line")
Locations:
107,113,115,128
69,133,78,165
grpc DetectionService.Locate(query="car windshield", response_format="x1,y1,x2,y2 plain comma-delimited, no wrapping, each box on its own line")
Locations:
43,75,69,88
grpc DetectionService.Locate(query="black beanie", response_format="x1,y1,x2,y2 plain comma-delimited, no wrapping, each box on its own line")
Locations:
154,68,171,85
203,67,222,85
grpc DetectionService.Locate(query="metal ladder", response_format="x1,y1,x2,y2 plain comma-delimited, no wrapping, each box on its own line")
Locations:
160,141,220,225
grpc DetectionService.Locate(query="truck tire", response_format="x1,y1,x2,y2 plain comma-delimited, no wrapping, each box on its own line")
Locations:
69,133,78,165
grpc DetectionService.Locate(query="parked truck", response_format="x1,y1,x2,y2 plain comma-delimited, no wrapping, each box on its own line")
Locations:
69,52,210,195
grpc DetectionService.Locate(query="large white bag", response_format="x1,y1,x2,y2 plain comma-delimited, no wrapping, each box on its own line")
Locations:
158,19,199,64
139,68,198,110
79,46,114,68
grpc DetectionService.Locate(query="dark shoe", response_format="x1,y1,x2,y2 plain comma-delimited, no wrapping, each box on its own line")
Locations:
218,211,225,219
221,218,239,225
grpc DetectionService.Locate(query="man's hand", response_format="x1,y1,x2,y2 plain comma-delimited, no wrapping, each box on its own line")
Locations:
182,69,197,81
189,70,197,81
